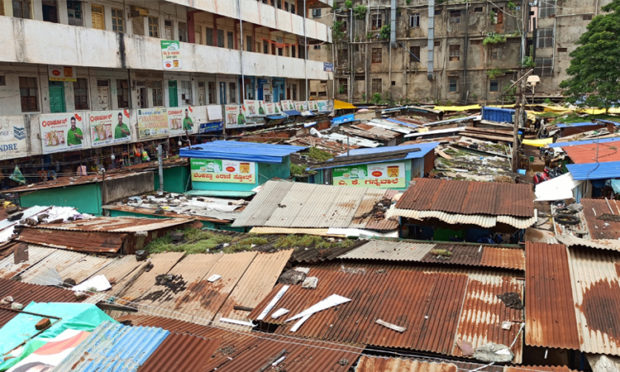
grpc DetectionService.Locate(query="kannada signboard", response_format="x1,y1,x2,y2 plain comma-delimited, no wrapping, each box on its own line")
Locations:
191,158,256,184
137,107,168,139
332,161,406,188
40,113,86,154
280,100,295,111
243,100,265,117
323,62,334,72
48,66,76,82
168,106,197,136
161,40,182,70
0,116,28,160
224,105,245,127
294,101,308,112
89,109,132,147
264,102,281,115
309,100,330,112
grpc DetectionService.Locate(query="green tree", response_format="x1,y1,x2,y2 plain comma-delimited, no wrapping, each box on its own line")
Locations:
560,0,620,112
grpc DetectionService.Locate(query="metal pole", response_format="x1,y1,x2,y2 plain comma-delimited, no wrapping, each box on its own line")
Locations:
303,0,308,100
157,144,164,195
238,0,245,102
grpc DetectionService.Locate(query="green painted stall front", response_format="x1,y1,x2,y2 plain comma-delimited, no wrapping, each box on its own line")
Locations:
189,156,292,193
154,165,190,193
313,159,414,191
19,183,103,215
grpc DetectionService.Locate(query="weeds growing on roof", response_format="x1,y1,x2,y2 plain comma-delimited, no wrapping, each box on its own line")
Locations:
274,235,355,250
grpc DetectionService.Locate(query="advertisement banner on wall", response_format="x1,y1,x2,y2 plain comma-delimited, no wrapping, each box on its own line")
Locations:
243,100,267,117
48,66,77,82
137,107,168,139
295,101,309,112
161,40,182,70
0,116,29,160
280,100,295,111
40,113,86,154
224,105,245,127
332,162,406,188
190,158,256,184
89,109,132,147
206,104,223,121
264,102,282,116
168,106,199,136
309,100,330,112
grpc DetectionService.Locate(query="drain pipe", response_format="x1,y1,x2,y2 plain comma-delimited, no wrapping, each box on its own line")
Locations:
237,0,245,101
390,0,396,47
427,0,435,81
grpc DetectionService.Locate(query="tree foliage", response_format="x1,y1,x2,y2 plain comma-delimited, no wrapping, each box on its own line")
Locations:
560,0,620,110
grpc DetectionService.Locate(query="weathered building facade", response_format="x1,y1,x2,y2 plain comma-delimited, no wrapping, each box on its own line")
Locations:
324,0,610,104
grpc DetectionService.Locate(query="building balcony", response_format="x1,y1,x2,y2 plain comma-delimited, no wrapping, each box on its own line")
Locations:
0,16,329,80
166,0,331,42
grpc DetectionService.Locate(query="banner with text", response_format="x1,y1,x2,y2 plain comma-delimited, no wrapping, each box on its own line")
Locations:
224,105,245,127
89,109,132,147
0,116,28,160
40,113,86,154
191,158,256,184
243,100,264,117
332,161,406,188
168,106,200,136
309,100,330,112
48,66,76,82
295,101,309,112
161,40,182,70
137,107,168,139
280,100,295,111
264,102,282,116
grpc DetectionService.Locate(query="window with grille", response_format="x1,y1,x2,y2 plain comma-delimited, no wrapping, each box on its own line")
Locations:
539,0,556,18
206,28,214,46
116,79,129,108
247,36,253,52
409,13,420,28
449,45,460,61
535,57,553,77
229,82,237,103
338,79,348,95
490,46,502,60
227,31,234,49
12,0,31,18
371,14,383,30
372,78,382,94
409,46,421,63
449,77,458,92
489,80,499,92
217,30,225,47
152,86,163,106
73,78,89,110
91,4,105,30
371,48,382,63
148,17,159,38
111,8,124,33
19,77,38,112
537,28,554,48
312,8,321,18
450,10,461,24
178,22,188,42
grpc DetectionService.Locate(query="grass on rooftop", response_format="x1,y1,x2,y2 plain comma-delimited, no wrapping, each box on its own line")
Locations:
146,228,268,254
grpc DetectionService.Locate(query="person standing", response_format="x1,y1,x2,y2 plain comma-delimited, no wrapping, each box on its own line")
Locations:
66,116,83,146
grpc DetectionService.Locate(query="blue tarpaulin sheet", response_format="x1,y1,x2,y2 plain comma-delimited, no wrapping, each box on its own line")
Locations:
284,110,301,116
180,140,306,163
385,118,419,128
567,161,620,180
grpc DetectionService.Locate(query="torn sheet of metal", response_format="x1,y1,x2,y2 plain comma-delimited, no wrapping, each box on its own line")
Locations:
301,276,318,289
286,294,351,332
257,285,290,321
375,319,406,333
73,274,111,292
207,274,222,282
218,317,255,327
271,308,289,319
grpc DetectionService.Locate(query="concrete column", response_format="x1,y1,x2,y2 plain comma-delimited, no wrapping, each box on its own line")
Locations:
32,0,43,21
64,81,75,112
58,0,68,24
111,79,118,109
104,5,112,31
83,2,92,28
3,0,14,17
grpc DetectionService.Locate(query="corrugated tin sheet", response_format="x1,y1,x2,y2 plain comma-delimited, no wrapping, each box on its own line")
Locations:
55,321,169,372
139,333,220,372
17,227,126,253
504,366,576,372
581,198,620,240
7,171,151,193
57,254,115,284
548,136,620,148
388,208,537,229
0,277,79,308
355,356,458,372
120,315,361,372
564,142,620,164
19,249,88,285
568,247,620,356
115,252,185,302
249,263,524,362
0,245,56,279
395,178,534,218
37,216,195,233
233,181,398,230
179,140,305,163
567,161,620,180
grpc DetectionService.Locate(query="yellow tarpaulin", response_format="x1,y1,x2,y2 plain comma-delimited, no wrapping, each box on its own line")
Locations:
522,137,553,147
334,99,357,110
433,104,481,112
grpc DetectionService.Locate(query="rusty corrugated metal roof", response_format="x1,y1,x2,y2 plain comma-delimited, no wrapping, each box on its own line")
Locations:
6,171,152,193
139,332,220,372
0,245,55,279
249,263,524,362
564,142,620,164
580,198,620,240
395,178,534,218
339,241,524,271
504,366,576,372
38,216,195,233
16,227,127,254
120,315,361,372
525,242,580,350
355,356,458,372
525,242,620,356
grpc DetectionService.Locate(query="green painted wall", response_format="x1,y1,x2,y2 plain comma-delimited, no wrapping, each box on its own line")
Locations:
20,183,103,215
154,165,190,193
106,208,246,232
312,160,413,191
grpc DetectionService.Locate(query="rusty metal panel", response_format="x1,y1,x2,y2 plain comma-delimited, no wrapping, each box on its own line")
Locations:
216,250,292,324
19,249,88,285
396,178,534,218
231,181,294,227
340,241,435,261
480,246,525,271
453,273,524,363
139,333,220,372
116,252,185,302
58,255,115,284
90,255,144,286
564,143,620,164
39,216,194,233
17,228,126,254
581,198,620,240
0,277,79,308
525,243,580,350
0,246,55,279
568,247,620,356
355,356,458,372
249,264,523,360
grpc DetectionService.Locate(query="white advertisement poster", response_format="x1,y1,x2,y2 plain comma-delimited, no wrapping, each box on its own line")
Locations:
137,107,169,139
168,106,199,136
295,101,308,112
206,105,223,121
89,110,132,147
40,113,87,154
0,116,29,160
280,100,295,111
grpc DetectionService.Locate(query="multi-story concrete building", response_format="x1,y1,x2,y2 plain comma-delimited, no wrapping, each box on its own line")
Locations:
327,0,609,104
0,0,332,177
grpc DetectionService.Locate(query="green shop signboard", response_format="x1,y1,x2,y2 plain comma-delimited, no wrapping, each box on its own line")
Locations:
332,161,405,188
191,158,256,184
